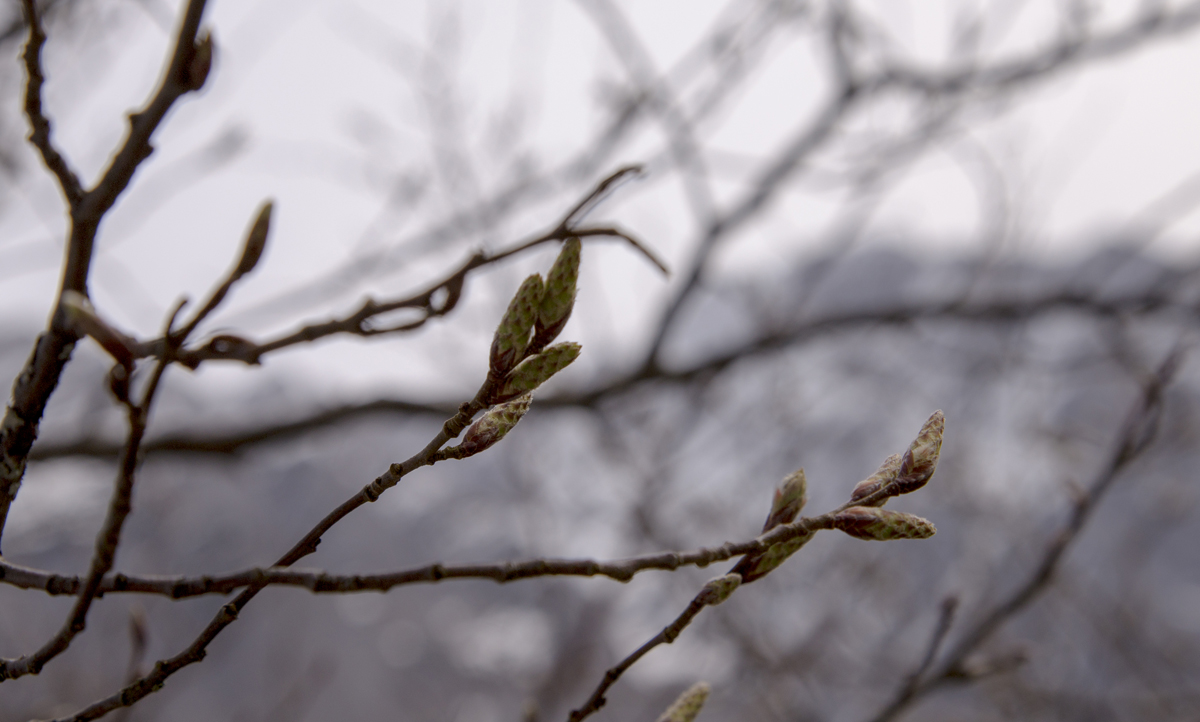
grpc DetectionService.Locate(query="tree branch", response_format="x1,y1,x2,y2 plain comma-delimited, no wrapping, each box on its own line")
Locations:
19,0,82,205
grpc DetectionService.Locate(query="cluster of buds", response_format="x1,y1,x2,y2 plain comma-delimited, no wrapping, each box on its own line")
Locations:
488,238,582,402
448,239,583,460
655,682,711,722
850,410,944,505
731,411,945,583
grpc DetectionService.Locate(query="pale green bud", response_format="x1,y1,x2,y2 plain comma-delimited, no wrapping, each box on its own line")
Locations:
832,506,936,541
893,410,944,494
762,469,807,531
655,682,710,722
458,395,531,456
849,453,902,507
697,573,741,606
489,274,544,375
729,532,812,584
531,238,581,352
499,342,581,399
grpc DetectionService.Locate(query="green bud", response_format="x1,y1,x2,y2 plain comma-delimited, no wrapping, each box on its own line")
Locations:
729,531,812,584
697,573,741,606
531,238,581,352
655,682,711,722
458,394,532,457
499,342,581,399
893,410,944,494
762,469,807,531
832,506,936,541
489,274,544,375
849,453,902,507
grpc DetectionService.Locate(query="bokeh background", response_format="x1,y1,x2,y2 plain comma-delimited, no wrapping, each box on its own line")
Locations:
2,1,1200,720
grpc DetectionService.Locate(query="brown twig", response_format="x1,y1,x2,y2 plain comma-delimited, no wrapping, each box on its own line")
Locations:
568,593,711,722
40,441,925,720
122,169,663,369
19,0,82,204
865,346,1184,722
0,507,837,599
0,302,186,682
0,0,211,552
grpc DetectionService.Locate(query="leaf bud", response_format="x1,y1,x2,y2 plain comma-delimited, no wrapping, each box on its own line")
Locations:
489,274,544,375
832,506,936,541
697,573,741,606
850,453,902,506
655,682,711,722
762,468,807,531
458,394,532,457
893,410,945,494
530,238,581,352
728,529,812,585
499,342,581,399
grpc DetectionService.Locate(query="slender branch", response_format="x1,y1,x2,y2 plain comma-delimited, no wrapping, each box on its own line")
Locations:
48,376,502,720
20,0,82,204
42,436,918,721
568,594,711,722
0,509,841,599
0,0,211,552
865,346,1184,722
0,302,185,682
118,168,664,369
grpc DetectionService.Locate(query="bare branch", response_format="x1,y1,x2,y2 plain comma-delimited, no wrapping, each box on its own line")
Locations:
1,0,212,552
19,0,82,204
0,301,187,682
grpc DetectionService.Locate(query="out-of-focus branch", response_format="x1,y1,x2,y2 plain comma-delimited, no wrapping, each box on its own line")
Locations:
38,286,1186,461
20,0,82,204
866,346,1184,722
640,0,1200,370
29,398,453,460
0,0,210,553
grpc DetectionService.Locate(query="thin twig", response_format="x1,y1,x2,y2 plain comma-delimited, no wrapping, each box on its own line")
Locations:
42,443,920,720
0,0,211,552
0,302,185,682
20,0,82,204
568,594,710,722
